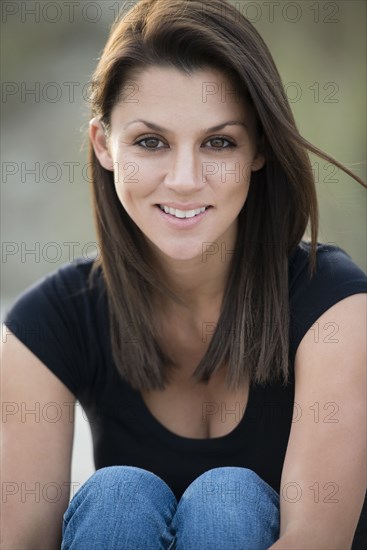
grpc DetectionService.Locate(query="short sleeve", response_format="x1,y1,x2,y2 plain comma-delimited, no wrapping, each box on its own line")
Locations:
289,242,367,365
2,258,99,398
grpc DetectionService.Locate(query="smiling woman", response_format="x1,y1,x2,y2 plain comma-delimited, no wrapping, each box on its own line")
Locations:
2,0,367,549
90,66,264,264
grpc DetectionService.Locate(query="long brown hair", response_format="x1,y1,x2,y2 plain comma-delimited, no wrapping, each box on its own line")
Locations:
87,0,366,392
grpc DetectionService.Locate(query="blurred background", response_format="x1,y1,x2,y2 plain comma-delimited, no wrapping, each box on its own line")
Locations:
1,0,366,496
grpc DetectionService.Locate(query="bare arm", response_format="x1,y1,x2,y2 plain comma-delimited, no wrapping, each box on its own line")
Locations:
1,326,76,549
269,293,367,549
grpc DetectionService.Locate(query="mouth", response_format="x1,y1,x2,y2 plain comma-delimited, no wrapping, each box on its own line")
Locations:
156,204,212,219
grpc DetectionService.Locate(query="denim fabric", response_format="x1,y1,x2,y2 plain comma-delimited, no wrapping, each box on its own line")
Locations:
62,466,280,550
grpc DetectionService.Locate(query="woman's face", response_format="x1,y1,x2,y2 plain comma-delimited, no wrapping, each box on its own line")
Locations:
90,66,264,262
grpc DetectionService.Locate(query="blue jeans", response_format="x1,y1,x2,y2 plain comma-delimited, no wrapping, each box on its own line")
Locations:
62,466,280,550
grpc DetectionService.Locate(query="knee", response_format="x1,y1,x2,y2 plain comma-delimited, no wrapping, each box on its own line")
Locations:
173,468,280,549
71,465,176,507
72,466,144,502
80,465,145,490
75,466,169,504
180,467,279,509
62,467,177,549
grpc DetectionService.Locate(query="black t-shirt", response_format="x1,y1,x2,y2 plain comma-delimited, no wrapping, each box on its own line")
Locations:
3,240,367,546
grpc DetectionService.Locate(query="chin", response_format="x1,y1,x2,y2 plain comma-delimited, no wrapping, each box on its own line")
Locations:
156,242,205,262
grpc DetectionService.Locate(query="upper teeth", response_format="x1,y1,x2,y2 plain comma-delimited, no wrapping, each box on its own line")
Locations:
159,205,207,218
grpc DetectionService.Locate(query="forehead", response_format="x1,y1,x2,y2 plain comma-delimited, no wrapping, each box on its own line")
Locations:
112,65,249,120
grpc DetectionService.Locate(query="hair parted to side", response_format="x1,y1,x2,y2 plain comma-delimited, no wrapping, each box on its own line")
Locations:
87,0,366,393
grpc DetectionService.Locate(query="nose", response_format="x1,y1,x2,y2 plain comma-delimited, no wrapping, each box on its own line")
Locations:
163,145,206,194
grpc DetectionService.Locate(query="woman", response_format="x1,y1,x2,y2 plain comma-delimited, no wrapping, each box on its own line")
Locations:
2,0,366,548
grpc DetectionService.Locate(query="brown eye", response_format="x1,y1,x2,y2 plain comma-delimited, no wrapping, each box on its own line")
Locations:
144,137,160,148
134,136,166,151
206,137,236,150
210,137,226,148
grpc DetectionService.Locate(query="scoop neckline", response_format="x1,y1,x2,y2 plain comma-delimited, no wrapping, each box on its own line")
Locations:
132,380,261,451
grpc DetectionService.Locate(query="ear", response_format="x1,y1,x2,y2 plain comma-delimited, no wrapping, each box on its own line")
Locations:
251,134,266,172
251,152,265,172
89,117,114,171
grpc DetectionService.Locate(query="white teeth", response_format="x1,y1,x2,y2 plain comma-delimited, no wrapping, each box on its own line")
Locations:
176,209,187,218
159,205,208,218
185,210,196,218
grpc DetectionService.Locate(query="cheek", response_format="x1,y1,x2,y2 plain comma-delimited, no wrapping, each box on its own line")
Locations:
230,183,251,215
213,160,251,199
216,155,254,184
113,160,159,202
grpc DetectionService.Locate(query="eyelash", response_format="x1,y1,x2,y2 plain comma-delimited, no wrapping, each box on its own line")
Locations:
133,135,237,153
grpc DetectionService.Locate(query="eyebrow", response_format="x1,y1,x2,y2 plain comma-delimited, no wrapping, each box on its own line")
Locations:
123,119,248,132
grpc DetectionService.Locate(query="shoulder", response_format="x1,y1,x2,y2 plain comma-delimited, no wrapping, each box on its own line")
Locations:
5,256,101,314
45,255,101,294
2,256,105,397
289,240,367,291
3,254,105,344
288,240,367,365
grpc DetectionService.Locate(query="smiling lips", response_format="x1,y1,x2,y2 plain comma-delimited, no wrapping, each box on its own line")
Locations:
158,204,209,218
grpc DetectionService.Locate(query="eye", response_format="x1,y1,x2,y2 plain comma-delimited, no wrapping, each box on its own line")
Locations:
133,134,236,152
205,136,236,151
133,136,166,151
